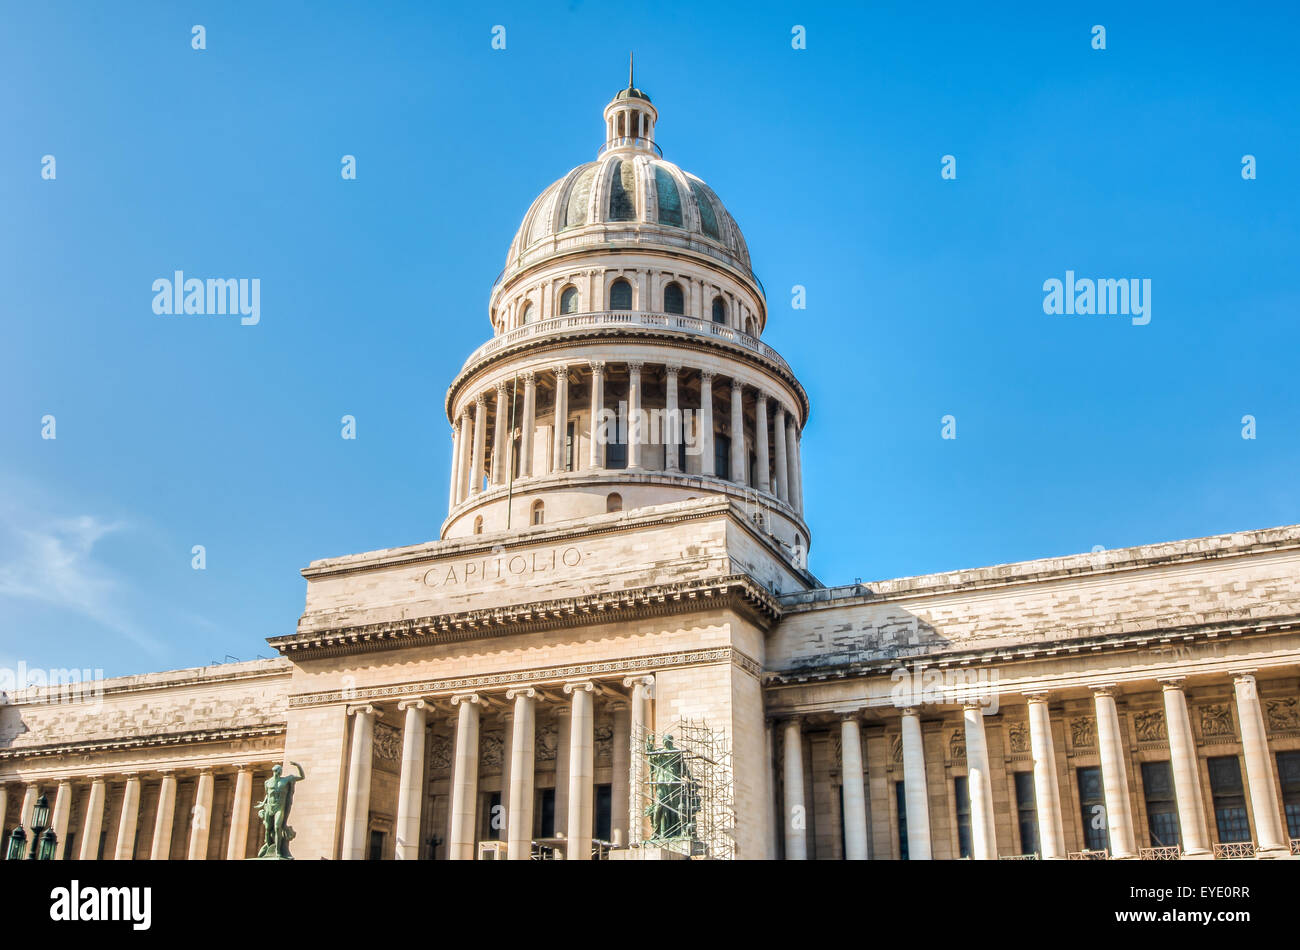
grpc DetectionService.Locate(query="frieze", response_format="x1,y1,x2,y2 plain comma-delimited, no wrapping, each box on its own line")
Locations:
286,646,758,709
948,730,965,761
1006,721,1029,755
372,722,401,764
482,730,504,770
1266,697,1300,733
428,734,452,772
595,724,614,761
1133,710,1167,743
1069,717,1096,749
1199,704,1234,739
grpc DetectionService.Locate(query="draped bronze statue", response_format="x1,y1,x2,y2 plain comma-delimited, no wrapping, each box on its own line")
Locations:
256,762,305,859
644,735,699,841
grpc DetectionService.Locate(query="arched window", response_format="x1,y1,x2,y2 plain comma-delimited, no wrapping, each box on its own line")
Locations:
746,316,758,336
711,296,727,325
473,515,483,535
559,287,579,315
663,282,684,315
654,166,682,228
520,301,535,325
606,492,623,513
609,279,633,311
530,500,545,525
608,160,636,221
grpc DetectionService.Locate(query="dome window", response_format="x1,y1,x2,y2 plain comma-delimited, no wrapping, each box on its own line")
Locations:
606,492,623,513
609,279,633,311
654,166,682,228
560,287,579,315
562,166,596,229
663,282,684,315
530,500,545,525
711,296,727,325
473,515,484,535
520,302,536,325
608,160,637,221
690,180,721,240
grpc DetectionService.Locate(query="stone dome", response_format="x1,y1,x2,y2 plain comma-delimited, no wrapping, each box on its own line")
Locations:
498,78,758,299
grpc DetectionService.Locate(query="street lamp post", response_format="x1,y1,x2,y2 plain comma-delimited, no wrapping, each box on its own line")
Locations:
5,793,56,860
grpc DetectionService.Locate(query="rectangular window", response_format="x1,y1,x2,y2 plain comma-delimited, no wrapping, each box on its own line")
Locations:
837,784,846,859
368,829,385,860
1077,766,1110,851
1014,771,1039,855
714,434,731,481
895,780,909,860
63,832,76,860
1277,750,1300,840
595,784,612,843
953,776,972,858
564,422,575,472
1208,755,1251,843
1140,760,1181,848
539,788,556,838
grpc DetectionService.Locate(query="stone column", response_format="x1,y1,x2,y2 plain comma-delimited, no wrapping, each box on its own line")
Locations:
187,768,214,860
963,705,997,859
226,766,254,861
1232,672,1288,854
520,371,537,477
0,786,7,838
564,681,595,860
448,421,462,512
551,365,569,474
1092,686,1136,857
554,706,571,843
729,379,746,483
773,404,789,503
765,721,779,859
115,774,141,860
80,777,106,860
664,365,681,472
1156,680,1210,857
448,693,482,860
699,371,715,476
900,708,932,859
19,784,36,828
782,718,807,859
457,409,472,502
588,360,605,469
610,700,631,847
1026,693,1066,859
395,699,428,860
342,704,380,860
623,675,654,842
786,417,801,512
151,772,177,860
506,688,537,860
794,430,805,512
754,392,770,493
470,394,487,494
51,780,72,860
840,714,869,860
627,362,644,470
499,707,515,840
492,380,509,485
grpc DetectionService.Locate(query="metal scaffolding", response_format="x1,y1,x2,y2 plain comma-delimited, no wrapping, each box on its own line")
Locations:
629,719,735,860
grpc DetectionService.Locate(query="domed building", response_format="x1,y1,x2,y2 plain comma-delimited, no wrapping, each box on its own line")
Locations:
4,74,1300,867
442,74,809,566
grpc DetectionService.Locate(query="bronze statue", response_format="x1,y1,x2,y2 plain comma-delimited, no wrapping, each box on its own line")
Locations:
644,735,699,841
256,761,305,859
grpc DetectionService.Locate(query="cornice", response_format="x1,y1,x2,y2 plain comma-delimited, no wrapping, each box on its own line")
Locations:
273,572,783,659
0,723,287,761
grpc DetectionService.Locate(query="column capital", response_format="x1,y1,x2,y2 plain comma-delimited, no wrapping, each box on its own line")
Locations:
626,361,644,374
521,370,536,384
495,379,509,395
1089,684,1119,698
961,701,987,713
699,370,715,383
622,674,655,694
899,706,921,717
397,698,429,712
1025,690,1052,703
553,705,572,721
474,393,487,408
664,363,681,377
588,359,606,376
346,703,383,718
1230,669,1258,682
838,710,862,723
554,363,569,380
730,376,744,392
563,680,595,696
450,692,482,707
1158,677,1188,690
505,686,537,701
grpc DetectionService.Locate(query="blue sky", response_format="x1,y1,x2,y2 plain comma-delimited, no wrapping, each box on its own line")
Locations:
2,1,1297,679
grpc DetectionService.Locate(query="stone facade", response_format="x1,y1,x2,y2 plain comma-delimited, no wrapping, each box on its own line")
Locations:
3,77,1298,862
